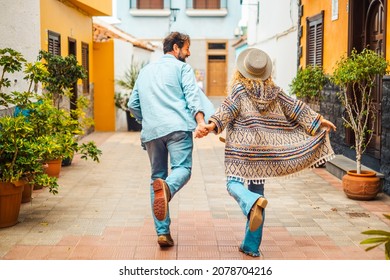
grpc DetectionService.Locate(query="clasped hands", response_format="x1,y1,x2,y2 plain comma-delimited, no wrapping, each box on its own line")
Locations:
194,122,216,138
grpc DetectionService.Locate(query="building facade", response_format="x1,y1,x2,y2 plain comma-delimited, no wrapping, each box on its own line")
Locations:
0,0,41,98
242,0,299,93
0,0,112,120
299,0,390,194
40,0,112,125
114,0,242,96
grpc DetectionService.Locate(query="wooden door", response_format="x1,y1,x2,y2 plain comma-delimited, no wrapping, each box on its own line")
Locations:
207,55,226,96
365,0,385,158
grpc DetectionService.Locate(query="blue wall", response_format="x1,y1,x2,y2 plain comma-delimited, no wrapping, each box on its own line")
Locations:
116,0,241,40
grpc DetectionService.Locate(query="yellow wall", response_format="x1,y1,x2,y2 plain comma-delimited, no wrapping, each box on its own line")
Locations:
40,0,95,83
300,0,349,74
93,41,115,131
68,0,112,16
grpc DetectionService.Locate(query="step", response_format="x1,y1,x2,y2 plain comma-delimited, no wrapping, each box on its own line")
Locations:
325,154,384,180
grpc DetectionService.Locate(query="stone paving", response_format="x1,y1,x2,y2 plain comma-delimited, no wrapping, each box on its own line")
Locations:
0,128,390,260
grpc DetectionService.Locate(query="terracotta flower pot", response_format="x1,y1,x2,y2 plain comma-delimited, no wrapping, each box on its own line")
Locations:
21,182,33,203
342,170,381,200
0,181,24,228
44,159,62,178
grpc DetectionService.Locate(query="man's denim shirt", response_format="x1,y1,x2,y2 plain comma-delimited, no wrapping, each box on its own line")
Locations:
128,54,204,143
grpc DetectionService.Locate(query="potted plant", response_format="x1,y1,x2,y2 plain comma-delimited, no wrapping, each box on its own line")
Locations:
0,115,60,227
332,48,389,200
361,213,390,259
2,47,101,188
290,64,328,111
34,50,102,170
115,62,145,131
0,48,59,225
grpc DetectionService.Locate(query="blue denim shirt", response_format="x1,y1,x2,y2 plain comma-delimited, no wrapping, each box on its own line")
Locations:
127,54,205,143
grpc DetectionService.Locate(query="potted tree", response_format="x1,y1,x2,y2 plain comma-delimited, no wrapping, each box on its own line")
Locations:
290,64,328,111
115,62,145,131
35,50,102,171
332,48,389,200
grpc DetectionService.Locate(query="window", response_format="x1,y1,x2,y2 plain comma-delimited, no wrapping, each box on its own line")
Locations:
137,0,163,9
193,0,220,9
81,43,89,93
306,11,324,66
48,31,61,55
208,42,226,49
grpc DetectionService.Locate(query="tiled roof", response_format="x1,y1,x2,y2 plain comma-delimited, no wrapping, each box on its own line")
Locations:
93,18,155,51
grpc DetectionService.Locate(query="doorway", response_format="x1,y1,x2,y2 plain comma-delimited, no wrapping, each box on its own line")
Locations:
206,41,227,96
348,0,387,159
68,38,77,112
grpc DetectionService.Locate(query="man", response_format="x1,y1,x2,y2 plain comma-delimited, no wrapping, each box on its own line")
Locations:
128,32,208,247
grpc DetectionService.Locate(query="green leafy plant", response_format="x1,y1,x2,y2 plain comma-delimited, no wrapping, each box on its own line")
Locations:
38,50,86,109
332,48,389,174
290,64,328,103
1,47,102,194
0,48,27,106
32,50,101,164
0,113,59,194
361,213,390,260
114,92,130,112
0,48,59,194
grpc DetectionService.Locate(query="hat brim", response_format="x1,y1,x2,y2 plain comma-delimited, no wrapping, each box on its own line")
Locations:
236,48,272,81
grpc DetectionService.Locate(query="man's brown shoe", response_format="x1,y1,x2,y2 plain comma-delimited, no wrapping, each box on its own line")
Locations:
153,178,170,221
158,234,174,247
249,197,268,232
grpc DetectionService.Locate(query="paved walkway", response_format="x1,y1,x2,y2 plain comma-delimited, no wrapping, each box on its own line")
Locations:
1,130,390,260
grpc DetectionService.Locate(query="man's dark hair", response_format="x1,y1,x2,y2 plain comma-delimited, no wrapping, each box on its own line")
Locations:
163,32,190,54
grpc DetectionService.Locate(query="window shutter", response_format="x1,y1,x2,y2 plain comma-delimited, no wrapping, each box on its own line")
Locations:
194,0,220,9
137,0,163,9
48,31,61,55
306,11,324,66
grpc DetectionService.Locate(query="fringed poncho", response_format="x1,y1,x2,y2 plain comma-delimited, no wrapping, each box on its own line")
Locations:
209,83,335,183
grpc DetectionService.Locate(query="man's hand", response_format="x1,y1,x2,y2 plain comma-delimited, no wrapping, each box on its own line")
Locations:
195,123,208,138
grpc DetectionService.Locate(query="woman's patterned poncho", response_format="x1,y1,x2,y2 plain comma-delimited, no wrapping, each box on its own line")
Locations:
209,82,335,183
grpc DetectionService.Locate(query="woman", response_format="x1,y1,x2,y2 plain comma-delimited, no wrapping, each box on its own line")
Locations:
204,48,336,257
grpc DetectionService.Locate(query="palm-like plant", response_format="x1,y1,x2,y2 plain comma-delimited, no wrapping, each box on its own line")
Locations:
115,62,146,111
361,213,390,260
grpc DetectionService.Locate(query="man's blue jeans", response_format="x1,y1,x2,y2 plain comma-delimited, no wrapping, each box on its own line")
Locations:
227,178,265,256
145,131,193,235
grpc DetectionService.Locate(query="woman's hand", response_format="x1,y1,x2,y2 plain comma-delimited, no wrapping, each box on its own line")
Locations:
205,122,216,133
320,117,336,132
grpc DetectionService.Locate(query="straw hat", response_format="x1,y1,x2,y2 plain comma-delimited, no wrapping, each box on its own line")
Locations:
236,48,272,81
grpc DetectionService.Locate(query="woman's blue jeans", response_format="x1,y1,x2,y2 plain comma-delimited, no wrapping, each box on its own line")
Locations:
145,131,193,235
227,178,265,256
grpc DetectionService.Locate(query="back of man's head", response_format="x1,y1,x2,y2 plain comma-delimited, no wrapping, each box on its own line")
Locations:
163,32,190,54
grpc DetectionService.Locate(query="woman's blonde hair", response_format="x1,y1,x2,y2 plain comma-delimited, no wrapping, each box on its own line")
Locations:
227,70,274,94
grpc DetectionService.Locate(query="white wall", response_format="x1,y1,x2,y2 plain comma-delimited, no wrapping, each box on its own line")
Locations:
0,0,41,96
246,0,298,93
113,39,153,130
114,39,134,131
